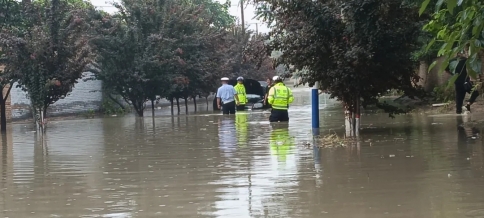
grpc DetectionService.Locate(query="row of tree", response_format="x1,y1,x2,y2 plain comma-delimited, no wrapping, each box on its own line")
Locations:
0,0,275,132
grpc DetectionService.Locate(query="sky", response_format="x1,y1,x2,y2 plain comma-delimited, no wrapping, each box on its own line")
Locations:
88,0,270,33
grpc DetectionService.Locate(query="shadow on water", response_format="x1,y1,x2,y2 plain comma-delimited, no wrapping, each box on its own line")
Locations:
3,91,484,217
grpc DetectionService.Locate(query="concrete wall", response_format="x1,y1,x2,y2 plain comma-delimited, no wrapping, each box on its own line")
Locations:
10,72,103,120
417,57,452,92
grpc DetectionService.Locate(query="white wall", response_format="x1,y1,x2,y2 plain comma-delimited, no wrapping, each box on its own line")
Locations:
10,72,103,120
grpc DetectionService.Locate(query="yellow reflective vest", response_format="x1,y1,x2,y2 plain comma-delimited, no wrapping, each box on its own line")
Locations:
234,83,248,105
267,83,294,110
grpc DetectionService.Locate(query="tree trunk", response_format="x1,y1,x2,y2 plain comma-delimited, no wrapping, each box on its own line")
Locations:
205,96,209,107
132,100,144,117
39,107,46,133
151,99,155,117
355,97,360,137
418,60,431,92
0,91,6,133
193,96,197,112
176,98,180,114
344,107,353,137
170,98,174,115
184,97,188,114
136,106,144,117
344,99,360,137
0,84,12,133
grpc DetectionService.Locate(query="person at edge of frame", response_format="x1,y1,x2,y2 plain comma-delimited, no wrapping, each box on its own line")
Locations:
216,77,240,115
267,76,294,122
264,77,273,108
444,48,479,114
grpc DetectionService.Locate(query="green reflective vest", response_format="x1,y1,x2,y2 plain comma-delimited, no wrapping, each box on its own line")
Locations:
234,83,248,105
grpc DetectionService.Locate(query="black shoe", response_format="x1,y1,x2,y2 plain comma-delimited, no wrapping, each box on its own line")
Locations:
465,104,471,112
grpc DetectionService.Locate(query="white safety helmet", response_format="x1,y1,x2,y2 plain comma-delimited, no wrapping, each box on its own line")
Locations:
237,76,244,81
272,76,281,81
220,77,229,81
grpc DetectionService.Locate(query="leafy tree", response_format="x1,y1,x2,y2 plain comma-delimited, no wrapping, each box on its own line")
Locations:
254,0,424,118
1,0,94,130
94,0,221,117
163,0,238,114
0,0,24,132
242,34,275,80
420,0,484,79
190,0,235,29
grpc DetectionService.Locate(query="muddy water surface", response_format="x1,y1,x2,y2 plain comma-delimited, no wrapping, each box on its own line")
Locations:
2,91,484,218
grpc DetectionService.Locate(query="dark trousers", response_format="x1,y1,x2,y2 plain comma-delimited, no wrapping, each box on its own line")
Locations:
236,105,245,111
269,109,289,122
222,101,236,114
456,85,479,113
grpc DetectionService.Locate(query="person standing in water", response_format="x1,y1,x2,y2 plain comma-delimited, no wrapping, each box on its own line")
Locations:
217,77,239,115
445,50,479,114
267,76,294,122
234,77,247,111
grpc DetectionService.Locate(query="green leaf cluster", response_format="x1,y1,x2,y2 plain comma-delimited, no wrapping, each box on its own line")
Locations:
420,0,484,79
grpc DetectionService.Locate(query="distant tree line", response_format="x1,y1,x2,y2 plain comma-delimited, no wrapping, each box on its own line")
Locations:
0,0,275,132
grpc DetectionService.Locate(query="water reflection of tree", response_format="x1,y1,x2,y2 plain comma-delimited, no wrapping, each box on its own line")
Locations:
0,128,12,217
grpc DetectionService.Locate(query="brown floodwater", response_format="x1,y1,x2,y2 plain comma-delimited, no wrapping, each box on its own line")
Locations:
2,90,484,218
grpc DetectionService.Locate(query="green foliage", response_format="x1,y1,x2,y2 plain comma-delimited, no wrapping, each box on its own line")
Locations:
420,0,484,78
0,0,23,28
32,0,94,9
93,0,218,116
255,0,425,116
433,81,455,103
101,98,128,115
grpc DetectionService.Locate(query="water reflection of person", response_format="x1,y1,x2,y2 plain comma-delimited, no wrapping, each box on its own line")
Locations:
218,117,237,157
456,116,479,142
235,112,249,147
455,115,479,179
269,123,294,162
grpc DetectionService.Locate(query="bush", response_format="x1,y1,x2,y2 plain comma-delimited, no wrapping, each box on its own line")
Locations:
433,82,455,103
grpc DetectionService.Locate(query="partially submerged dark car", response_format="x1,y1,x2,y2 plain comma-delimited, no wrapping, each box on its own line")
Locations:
213,78,270,111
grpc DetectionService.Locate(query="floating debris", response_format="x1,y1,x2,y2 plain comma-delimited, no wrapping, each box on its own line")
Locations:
315,133,357,148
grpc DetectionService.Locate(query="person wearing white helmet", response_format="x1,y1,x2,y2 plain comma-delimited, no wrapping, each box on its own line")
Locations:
216,77,239,114
234,76,247,111
267,75,294,122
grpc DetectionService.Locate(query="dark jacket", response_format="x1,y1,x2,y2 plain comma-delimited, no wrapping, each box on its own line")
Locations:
446,58,470,87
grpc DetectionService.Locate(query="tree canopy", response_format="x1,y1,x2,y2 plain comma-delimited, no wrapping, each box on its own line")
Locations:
254,0,424,115
420,0,484,79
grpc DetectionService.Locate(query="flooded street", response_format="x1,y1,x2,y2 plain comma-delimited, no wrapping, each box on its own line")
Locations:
2,89,484,218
